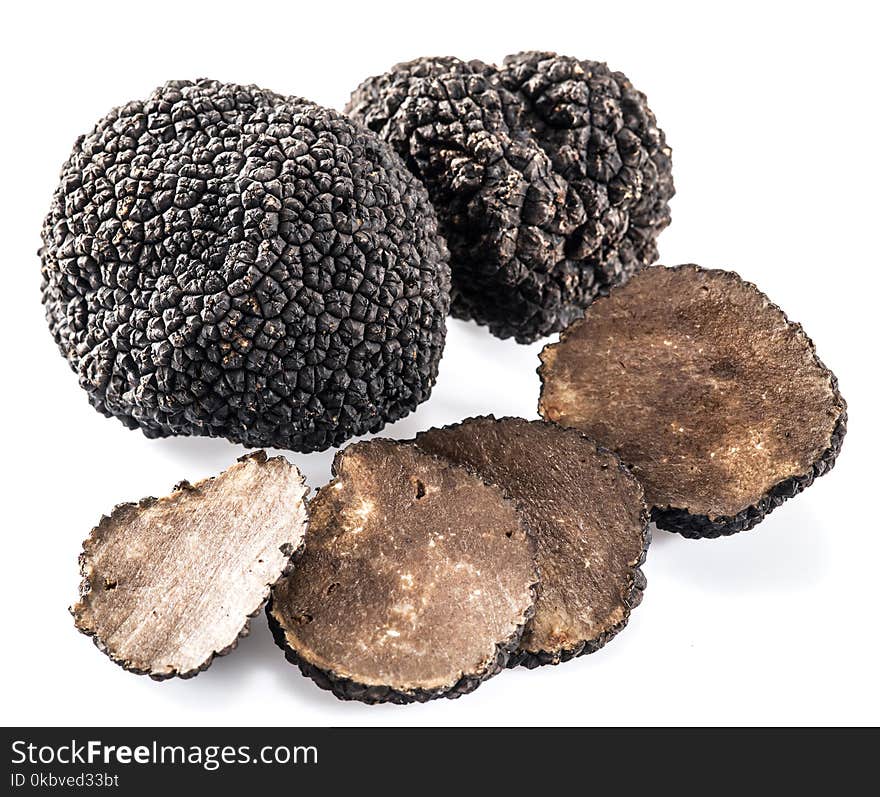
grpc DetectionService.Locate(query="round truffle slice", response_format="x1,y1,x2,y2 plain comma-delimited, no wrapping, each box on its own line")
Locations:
268,439,538,704
539,265,847,538
416,417,648,667
72,452,309,679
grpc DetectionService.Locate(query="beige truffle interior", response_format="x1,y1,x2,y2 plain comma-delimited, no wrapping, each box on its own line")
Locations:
539,265,845,518
417,418,646,659
270,439,536,693
72,453,308,678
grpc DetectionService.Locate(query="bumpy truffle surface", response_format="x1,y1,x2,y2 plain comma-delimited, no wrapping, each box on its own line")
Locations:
41,79,450,452
72,452,309,679
347,52,673,342
416,417,648,666
539,265,847,538
268,439,538,704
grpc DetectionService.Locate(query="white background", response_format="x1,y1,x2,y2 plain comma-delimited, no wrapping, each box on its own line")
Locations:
1,0,877,727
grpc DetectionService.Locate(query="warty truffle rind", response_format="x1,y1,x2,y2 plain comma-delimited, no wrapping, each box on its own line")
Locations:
41,79,451,453
347,53,673,343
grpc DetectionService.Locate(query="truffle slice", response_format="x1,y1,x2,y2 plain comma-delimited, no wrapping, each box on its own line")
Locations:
72,452,308,679
416,417,648,667
268,439,537,703
539,265,847,538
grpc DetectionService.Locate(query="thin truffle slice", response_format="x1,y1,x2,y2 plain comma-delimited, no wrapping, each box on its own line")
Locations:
416,417,648,667
539,265,847,538
268,439,538,704
72,452,308,679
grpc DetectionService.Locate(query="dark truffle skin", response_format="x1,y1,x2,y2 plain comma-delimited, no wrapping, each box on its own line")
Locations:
415,417,649,667
72,452,308,679
268,439,538,704
41,79,451,453
539,265,847,538
347,52,673,343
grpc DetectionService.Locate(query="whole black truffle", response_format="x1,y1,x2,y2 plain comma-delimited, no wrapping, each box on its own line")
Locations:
347,52,673,343
41,79,451,452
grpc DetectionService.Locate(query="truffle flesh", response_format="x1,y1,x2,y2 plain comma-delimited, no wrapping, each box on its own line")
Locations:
268,439,538,703
539,265,847,537
416,417,648,666
72,451,308,678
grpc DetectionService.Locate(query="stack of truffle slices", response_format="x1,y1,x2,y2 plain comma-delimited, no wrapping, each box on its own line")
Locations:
74,418,650,702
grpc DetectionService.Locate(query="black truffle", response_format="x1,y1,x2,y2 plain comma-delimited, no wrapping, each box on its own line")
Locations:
267,439,538,704
72,452,309,679
41,79,451,453
539,265,847,538
347,52,673,343
415,417,649,666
